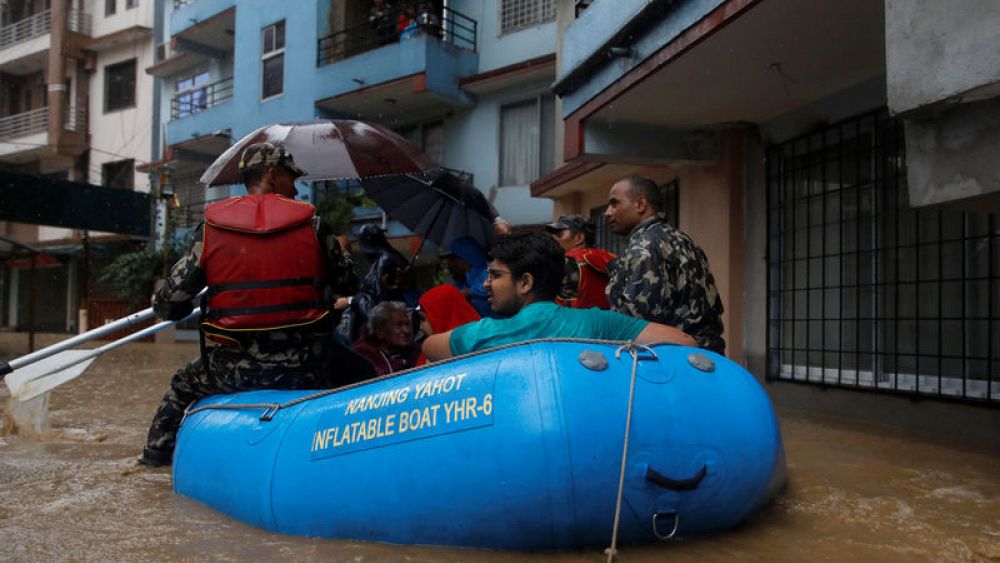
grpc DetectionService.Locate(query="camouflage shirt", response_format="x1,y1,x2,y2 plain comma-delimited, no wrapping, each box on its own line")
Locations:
607,215,726,355
153,216,359,347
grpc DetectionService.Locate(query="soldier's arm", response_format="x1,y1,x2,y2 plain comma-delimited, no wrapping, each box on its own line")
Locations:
153,224,206,321
315,218,360,298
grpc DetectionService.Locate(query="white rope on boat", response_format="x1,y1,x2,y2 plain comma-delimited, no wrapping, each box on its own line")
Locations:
605,341,654,562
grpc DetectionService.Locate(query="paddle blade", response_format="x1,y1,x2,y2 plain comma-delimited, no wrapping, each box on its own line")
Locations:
5,350,97,402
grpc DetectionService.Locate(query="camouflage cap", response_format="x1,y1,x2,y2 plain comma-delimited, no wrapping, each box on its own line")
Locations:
238,142,307,178
545,214,594,236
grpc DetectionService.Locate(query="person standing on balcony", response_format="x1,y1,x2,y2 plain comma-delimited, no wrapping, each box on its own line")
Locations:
604,174,726,355
545,214,615,310
369,0,396,45
139,143,371,468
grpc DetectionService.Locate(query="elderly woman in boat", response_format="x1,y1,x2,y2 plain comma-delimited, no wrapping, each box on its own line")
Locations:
422,231,695,360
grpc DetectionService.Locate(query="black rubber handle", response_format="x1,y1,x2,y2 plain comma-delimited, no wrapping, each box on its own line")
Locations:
0,362,11,380
645,464,707,491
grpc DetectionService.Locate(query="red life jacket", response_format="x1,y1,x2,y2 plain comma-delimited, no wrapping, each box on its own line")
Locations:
199,194,328,342
557,247,615,310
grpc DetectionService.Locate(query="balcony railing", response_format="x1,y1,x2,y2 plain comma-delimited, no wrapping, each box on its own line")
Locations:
0,107,48,139
0,105,88,140
64,105,87,133
67,9,93,36
317,5,476,67
0,9,91,50
170,76,234,119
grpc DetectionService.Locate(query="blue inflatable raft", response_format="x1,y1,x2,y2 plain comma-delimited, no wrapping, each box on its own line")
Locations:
173,340,785,549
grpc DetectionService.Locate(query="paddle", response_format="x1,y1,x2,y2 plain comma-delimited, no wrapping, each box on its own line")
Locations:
3,307,202,402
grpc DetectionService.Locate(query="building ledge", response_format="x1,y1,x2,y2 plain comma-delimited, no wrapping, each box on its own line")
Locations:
530,159,605,197
85,25,152,51
459,54,556,95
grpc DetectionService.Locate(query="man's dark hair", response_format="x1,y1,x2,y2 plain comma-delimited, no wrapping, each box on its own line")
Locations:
488,231,565,301
619,174,662,212
242,168,266,187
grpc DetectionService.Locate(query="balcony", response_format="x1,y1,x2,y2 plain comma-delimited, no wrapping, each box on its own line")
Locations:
0,105,87,161
314,6,478,126
170,76,234,119
317,5,476,67
0,9,91,50
0,107,47,140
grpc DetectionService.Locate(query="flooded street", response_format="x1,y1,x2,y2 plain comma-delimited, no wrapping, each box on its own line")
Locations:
1,334,998,562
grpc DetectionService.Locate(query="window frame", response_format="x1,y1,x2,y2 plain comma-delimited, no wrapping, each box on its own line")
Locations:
103,58,137,113
498,93,555,187
498,0,555,36
260,20,286,101
126,0,138,9
101,159,135,190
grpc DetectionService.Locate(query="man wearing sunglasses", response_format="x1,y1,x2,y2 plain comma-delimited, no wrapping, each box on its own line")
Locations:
421,232,695,360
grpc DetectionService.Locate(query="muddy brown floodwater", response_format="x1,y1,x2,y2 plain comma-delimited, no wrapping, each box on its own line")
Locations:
1,334,998,562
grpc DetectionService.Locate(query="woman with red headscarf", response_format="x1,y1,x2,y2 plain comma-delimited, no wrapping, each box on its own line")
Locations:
416,285,480,365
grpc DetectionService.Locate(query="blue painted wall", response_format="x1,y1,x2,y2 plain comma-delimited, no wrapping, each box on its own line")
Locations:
559,0,726,117
164,0,556,226
452,0,556,73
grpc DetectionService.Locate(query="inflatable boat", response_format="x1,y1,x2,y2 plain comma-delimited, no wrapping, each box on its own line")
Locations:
173,340,785,549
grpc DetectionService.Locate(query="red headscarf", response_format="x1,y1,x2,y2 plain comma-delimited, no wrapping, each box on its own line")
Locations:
419,284,480,334
416,285,480,365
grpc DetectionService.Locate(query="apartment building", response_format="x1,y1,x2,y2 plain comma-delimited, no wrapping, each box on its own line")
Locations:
538,0,1000,445
0,0,156,332
148,0,557,246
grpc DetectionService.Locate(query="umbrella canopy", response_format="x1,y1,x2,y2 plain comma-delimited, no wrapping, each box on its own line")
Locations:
200,120,437,186
362,169,496,251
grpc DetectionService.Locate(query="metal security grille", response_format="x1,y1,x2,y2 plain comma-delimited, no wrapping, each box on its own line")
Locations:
766,110,1000,404
499,0,555,35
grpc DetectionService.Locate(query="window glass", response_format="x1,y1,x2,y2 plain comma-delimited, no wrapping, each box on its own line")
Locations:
499,95,554,186
102,160,134,190
499,0,555,35
105,0,116,16
261,21,285,99
104,59,136,112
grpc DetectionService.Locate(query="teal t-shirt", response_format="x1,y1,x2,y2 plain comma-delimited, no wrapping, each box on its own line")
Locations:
449,301,648,356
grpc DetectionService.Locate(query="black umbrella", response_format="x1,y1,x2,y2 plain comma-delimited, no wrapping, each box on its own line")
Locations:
361,168,496,252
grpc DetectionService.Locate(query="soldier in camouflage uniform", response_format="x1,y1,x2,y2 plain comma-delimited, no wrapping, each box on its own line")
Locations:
140,143,369,467
604,174,725,355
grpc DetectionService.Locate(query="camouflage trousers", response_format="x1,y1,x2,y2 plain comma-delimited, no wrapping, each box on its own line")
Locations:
144,339,329,456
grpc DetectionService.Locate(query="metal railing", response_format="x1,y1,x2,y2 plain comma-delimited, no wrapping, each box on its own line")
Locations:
766,109,1000,405
0,9,90,50
67,9,93,36
64,105,87,133
0,10,51,49
170,76,234,119
317,5,476,67
0,105,88,140
0,107,48,140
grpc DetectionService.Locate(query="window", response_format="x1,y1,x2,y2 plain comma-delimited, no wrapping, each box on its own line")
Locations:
499,95,555,186
105,0,116,16
102,160,134,190
126,0,138,8
261,20,285,99
766,110,1000,404
401,122,445,165
500,0,555,35
104,59,136,112
175,70,210,117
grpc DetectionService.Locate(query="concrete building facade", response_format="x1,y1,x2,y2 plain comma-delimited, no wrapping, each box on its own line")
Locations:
0,0,156,332
539,0,1000,447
